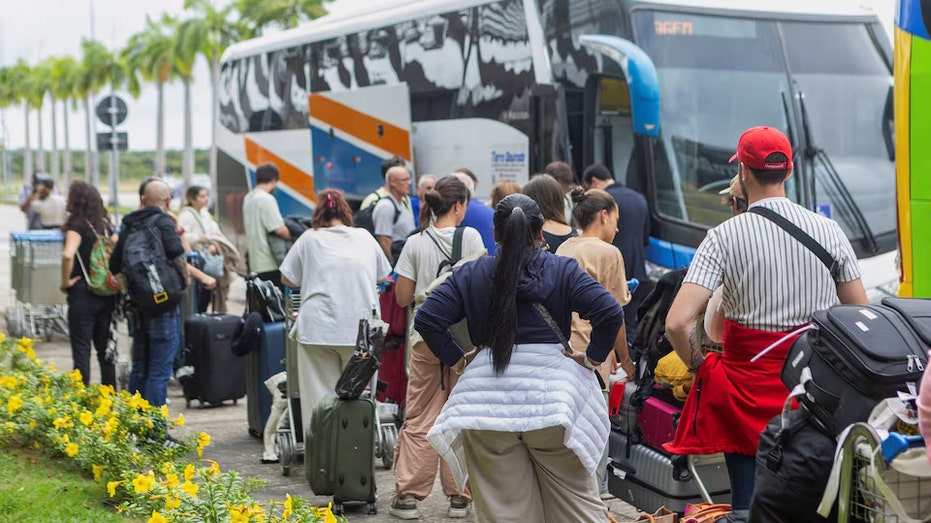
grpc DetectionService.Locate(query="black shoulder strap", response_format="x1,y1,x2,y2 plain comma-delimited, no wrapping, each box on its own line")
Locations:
748,206,839,278
450,227,465,265
531,303,572,355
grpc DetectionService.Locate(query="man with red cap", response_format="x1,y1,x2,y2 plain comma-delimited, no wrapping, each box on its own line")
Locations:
662,126,868,522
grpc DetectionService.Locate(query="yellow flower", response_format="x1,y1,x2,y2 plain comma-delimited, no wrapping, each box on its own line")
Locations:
160,462,176,475
92,464,104,482
47,362,55,371
107,480,122,498
6,395,23,415
0,332,5,343
133,472,155,494
128,393,150,410
164,495,181,510
69,369,84,386
173,413,184,427
79,411,93,426
251,504,267,522
282,494,293,519
95,398,112,417
179,481,199,497
316,503,337,523
60,434,69,444
145,419,154,429
53,416,72,429
183,464,195,483
229,505,249,523
165,473,179,490
28,421,36,429
98,384,114,397
196,432,211,457
160,405,170,419
206,460,221,475
148,510,167,523
0,376,17,389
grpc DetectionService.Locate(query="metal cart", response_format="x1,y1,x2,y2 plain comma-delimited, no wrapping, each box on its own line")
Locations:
7,231,69,340
277,288,304,476
837,423,931,523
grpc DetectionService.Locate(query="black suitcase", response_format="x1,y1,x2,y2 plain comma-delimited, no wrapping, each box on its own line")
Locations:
782,298,931,435
305,396,377,515
246,321,286,437
181,313,247,407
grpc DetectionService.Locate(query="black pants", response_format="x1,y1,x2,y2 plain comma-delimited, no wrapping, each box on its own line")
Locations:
67,281,116,386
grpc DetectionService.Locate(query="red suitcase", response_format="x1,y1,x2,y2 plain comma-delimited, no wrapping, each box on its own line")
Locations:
636,396,681,449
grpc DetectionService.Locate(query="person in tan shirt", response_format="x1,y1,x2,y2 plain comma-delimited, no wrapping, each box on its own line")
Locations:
555,188,633,386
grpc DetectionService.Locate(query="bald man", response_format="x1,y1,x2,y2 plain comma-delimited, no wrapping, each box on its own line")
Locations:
110,178,189,444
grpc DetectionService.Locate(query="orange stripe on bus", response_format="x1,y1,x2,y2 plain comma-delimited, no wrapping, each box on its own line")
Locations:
308,93,411,160
244,137,317,203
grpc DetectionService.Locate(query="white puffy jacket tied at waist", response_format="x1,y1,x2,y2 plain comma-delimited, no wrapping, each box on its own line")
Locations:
427,343,610,490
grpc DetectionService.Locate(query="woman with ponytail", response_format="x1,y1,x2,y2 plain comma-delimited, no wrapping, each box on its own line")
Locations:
279,189,391,440
415,193,624,523
390,175,485,520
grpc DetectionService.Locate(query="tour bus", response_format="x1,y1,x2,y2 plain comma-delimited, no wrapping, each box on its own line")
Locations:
894,0,930,298
216,0,898,299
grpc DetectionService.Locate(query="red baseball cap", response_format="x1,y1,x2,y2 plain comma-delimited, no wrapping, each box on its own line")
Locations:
728,126,793,171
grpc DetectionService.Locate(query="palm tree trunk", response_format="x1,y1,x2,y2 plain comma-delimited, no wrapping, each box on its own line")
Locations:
23,103,32,179
62,100,72,188
84,96,94,182
156,81,165,176
210,54,219,197
36,105,45,172
50,100,60,182
182,77,194,189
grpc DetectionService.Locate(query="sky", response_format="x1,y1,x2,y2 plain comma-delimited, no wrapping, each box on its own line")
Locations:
0,0,897,153
0,0,382,152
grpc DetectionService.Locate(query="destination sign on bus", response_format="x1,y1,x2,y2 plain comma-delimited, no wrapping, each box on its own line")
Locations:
652,12,757,38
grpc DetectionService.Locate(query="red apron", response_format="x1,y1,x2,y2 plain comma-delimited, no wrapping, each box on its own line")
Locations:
664,320,802,456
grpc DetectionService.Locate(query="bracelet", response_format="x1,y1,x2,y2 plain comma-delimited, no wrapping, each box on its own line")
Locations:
582,355,602,370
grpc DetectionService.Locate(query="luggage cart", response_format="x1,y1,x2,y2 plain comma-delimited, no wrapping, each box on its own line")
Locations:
837,423,931,523
277,288,304,476
7,231,69,340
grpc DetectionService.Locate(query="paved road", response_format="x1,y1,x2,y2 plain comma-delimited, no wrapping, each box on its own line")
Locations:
0,203,641,522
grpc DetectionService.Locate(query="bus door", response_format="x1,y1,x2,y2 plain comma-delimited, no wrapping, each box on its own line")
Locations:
308,83,413,202
529,84,571,174
578,35,660,191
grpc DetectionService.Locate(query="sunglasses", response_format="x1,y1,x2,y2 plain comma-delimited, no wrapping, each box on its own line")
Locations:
730,196,749,213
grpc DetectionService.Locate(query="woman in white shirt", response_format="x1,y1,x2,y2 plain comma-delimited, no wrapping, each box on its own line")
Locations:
279,189,391,438
177,185,242,312
390,175,485,520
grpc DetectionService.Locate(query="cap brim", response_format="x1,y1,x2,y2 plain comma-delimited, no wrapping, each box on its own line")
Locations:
728,153,739,164
718,186,731,195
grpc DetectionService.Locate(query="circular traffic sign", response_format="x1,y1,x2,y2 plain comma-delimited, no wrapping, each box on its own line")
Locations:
96,95,129,127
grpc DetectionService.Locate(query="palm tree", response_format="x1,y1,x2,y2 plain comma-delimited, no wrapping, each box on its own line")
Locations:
236,0,331,34
41,57,62,181
8,61,32,180
123,15,176,177
0,67,13,184
28,63,51,173
79,39,111,184
49,56,81,187
180,0,246,193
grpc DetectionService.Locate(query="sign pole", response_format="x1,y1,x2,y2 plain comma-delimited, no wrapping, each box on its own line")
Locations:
108,91,120,225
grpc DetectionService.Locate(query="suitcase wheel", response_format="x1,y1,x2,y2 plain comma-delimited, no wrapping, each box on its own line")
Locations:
185,399,191,408
367,502,377,515
333,502,344,515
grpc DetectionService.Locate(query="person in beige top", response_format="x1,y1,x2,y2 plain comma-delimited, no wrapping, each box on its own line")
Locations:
556,188,633,386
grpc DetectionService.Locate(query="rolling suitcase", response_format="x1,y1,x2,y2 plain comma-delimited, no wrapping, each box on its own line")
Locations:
181,313,247,407
608,430,731,514
306,395,378,515
637,396,682,450
246,321,286,437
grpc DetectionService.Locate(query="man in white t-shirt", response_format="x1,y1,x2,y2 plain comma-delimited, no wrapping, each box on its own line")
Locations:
242,163,291,278
373,165,415,264
24,176,66,229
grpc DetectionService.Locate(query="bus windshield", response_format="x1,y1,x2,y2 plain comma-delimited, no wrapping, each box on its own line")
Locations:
632,10,895,254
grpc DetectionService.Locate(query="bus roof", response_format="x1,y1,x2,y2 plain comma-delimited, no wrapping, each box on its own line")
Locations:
222,0,882,63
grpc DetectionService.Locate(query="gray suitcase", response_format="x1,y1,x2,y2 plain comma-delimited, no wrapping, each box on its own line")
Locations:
608,431,731,513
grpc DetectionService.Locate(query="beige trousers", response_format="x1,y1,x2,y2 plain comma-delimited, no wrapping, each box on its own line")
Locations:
393,341,470,501
460,426,608,523
295,343,356,438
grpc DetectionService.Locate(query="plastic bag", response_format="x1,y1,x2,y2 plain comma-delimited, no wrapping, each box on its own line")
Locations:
335,317,387,399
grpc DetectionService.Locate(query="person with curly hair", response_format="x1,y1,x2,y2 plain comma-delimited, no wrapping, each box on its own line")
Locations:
60,180,119,386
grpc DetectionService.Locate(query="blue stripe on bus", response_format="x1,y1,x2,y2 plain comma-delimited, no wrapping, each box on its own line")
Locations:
247,170,314,218
897,0,930,39
310,127,387,201
646,237,696,270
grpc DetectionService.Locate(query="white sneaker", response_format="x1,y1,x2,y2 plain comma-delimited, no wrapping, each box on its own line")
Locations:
448,495,471,518
389,495,419,520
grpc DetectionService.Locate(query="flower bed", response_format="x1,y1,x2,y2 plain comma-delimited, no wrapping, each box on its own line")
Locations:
0,335,343,523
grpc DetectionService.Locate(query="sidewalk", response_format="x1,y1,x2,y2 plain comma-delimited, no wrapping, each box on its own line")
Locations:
0,203,640,522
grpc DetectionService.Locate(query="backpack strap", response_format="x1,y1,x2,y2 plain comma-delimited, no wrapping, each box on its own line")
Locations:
185,207,208,234
747,206,839,279
450,227,464,265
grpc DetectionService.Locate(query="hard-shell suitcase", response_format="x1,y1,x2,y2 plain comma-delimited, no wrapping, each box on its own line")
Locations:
609,380,641,437
305,396,378,515
246,321,286,437
181,313,247,407
608,430,730,514
637,396,682,450
782,298,930,435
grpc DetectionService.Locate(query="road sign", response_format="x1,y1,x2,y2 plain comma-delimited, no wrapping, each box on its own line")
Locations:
97,132,128,151
96,95,128,127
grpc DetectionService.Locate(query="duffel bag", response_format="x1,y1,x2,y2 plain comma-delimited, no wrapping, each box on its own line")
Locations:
782,298,931,436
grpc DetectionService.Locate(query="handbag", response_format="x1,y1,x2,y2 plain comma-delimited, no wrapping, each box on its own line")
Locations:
186,207,225,277
246,275,285,323
682,502,731,523
335,317,388,399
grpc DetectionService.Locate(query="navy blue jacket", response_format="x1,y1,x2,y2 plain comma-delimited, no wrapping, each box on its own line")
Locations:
415,249,624,367
605,183,649,282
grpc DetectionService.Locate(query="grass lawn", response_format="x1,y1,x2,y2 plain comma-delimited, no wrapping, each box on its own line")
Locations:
0,448,137,522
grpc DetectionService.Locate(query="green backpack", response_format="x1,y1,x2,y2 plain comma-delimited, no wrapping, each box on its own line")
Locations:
77,224,122,297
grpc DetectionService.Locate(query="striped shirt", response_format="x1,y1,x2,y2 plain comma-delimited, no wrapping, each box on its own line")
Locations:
685,197,861,332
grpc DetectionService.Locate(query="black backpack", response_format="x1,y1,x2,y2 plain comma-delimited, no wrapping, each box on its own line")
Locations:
121,214,186,313
354,192,400,237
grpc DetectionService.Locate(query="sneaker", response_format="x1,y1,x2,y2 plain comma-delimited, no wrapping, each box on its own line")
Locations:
448,495,471,518
389,495,419,520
